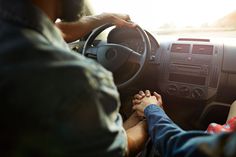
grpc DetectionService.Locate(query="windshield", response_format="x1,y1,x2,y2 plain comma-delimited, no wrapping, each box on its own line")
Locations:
88,0,236,37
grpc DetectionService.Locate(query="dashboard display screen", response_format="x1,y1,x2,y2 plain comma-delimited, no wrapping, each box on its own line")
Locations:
169,73,206,85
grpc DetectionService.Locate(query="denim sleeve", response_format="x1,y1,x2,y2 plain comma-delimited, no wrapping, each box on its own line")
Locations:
144,105,236,157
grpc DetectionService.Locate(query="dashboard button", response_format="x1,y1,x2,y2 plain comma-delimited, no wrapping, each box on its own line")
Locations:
179,86,190,97
167,85,178,95
192,88,204,99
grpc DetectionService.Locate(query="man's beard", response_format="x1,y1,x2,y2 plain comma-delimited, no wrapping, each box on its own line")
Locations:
60,0,84,22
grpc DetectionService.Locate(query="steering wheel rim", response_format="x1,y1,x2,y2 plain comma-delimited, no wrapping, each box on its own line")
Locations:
82,23,151,89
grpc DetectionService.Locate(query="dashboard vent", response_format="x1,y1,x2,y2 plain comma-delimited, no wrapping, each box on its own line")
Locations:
171,44,190,53
192,45,214,55
178,38,210,42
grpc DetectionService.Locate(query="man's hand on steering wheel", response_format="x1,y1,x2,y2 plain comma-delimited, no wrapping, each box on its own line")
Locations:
82,23,151,89
97,13,136,28
56,13,136,42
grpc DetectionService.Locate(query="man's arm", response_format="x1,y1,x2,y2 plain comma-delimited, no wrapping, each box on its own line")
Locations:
56,13,135,42
125,120,148,157
144,105,236,157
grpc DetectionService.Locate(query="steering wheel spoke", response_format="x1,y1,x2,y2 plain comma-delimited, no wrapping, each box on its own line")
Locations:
85,47,98,58
128,51,143,64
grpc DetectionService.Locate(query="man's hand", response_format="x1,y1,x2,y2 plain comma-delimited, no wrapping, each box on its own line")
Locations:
98,13,136,28
56,12,136,42
123,112,142,130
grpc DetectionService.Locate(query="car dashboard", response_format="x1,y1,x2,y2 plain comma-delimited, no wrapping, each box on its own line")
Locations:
107,28,236,102
70,27,236,129
106,28,236,129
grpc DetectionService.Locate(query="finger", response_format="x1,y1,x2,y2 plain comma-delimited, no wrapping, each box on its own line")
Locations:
139,91,145,97
154,92,162,100
114,18,136,28
134,94,143,100
115,14,136,27
132,104,144,112
113,13,131,21
132,99,141,105
154,92,163,106
132,104,139,111
123,14,131,21
120,20,136,28
145,90,151,97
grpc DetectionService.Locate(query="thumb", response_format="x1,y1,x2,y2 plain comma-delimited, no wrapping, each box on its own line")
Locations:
153,92,163,108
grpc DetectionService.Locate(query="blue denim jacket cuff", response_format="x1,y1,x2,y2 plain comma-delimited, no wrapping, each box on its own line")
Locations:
144,104,163,117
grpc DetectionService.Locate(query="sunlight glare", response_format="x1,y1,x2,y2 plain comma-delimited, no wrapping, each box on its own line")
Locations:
89,0,236,30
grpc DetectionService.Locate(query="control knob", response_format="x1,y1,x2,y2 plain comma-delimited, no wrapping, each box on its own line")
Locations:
179,86,190,97
192,88,204,99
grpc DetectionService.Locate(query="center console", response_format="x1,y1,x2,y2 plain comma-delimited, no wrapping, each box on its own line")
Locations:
158,38,223,100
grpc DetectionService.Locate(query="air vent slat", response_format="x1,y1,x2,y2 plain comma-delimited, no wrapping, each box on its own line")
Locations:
178,38,210,42
171,44,190,53
192,45,213,55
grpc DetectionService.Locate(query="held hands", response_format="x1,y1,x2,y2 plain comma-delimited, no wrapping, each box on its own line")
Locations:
132,90,163,117
124,90,163,155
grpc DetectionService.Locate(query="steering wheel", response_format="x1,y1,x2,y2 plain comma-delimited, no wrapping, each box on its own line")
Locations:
82,23,151,89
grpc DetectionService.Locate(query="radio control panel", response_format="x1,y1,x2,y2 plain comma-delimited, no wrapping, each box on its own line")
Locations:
158,40,223,100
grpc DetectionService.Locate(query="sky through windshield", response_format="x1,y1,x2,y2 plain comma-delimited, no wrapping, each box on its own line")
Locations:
89,0,236,30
